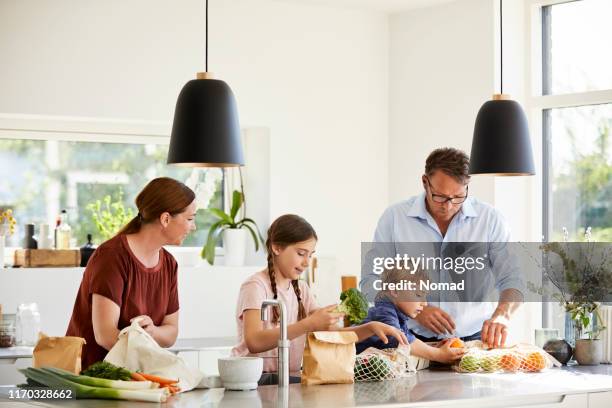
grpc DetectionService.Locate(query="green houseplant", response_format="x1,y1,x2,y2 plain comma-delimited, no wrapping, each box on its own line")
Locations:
87,191,135,242
202,190,263,265
539,241,610,364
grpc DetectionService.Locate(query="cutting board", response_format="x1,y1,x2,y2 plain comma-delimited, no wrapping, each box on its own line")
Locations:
14,249,80,267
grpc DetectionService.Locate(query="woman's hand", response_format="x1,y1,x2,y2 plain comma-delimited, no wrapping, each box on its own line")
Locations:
433,338,466,363
131,315,157,337
305,305,343,331
362,321,409,345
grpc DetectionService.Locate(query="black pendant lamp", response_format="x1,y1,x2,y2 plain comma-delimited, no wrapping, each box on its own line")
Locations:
167,0,244,167
469,0,535,176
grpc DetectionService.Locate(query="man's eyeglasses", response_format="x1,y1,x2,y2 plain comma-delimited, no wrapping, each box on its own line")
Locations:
425,177,468,204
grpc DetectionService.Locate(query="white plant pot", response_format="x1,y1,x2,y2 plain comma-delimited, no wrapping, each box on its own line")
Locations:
222,229,247,266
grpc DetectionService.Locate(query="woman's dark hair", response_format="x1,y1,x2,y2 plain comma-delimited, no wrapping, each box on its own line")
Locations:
266,214,318,324
117,177,195,236
425,147,471,184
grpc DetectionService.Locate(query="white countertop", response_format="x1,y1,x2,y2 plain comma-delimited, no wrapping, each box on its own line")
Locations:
0,337,236,362
1,365,611,407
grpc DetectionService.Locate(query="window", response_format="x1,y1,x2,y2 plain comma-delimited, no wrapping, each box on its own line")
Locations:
542,0,612,95
540,0,612,242
0,138,223,247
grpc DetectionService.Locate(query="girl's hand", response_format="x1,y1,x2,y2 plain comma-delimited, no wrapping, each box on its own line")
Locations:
306,305,343,331
434,338,466,363
366,321,409,345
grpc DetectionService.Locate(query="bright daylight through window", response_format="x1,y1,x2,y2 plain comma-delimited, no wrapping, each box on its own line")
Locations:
543,0,612,242
0,139,223,247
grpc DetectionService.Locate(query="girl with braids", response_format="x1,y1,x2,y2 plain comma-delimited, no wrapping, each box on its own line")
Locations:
67,177,196,368
232,214,408,375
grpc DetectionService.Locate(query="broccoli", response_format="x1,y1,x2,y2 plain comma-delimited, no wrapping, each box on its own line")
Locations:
81,361,132,381
337,288,369,325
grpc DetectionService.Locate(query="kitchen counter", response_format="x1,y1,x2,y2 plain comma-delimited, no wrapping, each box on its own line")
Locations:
1,365,611,407
0,337,236,362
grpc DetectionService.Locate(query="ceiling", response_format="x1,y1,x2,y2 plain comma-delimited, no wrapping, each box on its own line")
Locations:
275,0,459,13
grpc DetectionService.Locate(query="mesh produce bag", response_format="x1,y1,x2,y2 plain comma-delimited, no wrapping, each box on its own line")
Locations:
354,346,415,382
455,342,559,373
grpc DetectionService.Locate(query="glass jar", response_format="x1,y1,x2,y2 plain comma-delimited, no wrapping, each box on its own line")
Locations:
0,317,16,347
16,303,41,346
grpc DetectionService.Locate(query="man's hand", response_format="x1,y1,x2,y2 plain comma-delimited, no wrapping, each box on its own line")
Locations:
481,312,510,348
414,305,455,336
131,315,157,337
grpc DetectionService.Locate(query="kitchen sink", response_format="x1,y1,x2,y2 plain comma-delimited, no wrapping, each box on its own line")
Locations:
258,373,301,386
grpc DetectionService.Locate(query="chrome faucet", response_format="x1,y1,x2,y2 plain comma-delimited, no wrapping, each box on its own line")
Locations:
261,299,289,388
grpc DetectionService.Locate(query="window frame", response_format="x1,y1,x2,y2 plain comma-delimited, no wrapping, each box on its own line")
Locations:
525,0,612,325
0,113,229,250
524,0,612,242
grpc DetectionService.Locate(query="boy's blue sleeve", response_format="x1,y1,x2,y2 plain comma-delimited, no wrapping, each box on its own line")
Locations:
355,305,416,354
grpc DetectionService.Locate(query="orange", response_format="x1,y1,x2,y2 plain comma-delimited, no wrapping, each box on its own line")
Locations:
499,354,521,372
449,338,464,348
521,352,546,372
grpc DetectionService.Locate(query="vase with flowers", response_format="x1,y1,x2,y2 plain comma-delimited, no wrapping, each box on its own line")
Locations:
538,238,611,365
0,209,17,268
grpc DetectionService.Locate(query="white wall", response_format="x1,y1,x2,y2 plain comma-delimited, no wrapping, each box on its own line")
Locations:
0,0,390,306
388,0,495,206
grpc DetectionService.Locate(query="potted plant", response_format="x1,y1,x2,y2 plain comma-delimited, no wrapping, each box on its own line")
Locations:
202,190,263,266
539,241,610,365
567,302,605,365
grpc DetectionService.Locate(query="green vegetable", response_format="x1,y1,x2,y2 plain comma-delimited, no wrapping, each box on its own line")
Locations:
82,361,132,381
355,355,392,381
45,367,157,390
337,288,368,324
19,368,168,403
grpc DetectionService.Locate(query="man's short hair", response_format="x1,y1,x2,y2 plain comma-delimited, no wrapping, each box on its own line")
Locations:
425,147,470,184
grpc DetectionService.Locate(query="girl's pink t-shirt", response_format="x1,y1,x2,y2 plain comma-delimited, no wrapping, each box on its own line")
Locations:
231,270,318,373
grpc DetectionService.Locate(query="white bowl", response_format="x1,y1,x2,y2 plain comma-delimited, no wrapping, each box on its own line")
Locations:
218,357,263,391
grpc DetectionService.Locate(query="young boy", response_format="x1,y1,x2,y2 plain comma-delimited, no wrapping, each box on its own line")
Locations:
356,268,465,363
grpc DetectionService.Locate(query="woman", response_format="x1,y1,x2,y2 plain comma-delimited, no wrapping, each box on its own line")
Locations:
66,177,196,369
232,214,408,375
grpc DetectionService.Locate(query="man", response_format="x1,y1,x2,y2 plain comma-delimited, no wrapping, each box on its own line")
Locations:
360,148,523,348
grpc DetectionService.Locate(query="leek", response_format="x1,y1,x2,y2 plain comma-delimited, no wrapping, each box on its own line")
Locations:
19,368,168,403
42,367,158,390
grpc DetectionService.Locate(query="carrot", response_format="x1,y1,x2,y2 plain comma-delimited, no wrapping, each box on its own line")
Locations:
162,384,181,395
138,372,178,386
130,372,147,381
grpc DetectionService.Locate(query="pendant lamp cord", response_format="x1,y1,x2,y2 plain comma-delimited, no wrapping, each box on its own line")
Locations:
500,0,503,94
205,0,208,72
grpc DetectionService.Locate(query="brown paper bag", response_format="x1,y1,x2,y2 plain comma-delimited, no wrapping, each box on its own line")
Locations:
33,333,86,374
301,331,358,385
